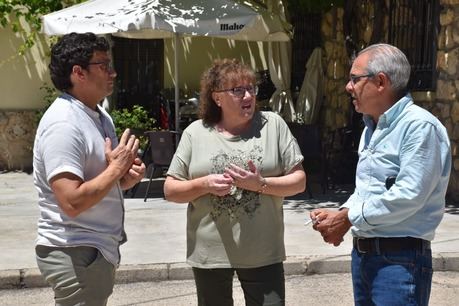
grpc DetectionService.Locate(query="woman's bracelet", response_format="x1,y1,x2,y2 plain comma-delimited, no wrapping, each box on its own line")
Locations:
257,177,268,194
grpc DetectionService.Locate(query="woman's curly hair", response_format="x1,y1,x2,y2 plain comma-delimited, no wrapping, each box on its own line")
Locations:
199,58,257,126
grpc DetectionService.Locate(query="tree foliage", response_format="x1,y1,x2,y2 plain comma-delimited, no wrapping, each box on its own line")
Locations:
0,0,85,54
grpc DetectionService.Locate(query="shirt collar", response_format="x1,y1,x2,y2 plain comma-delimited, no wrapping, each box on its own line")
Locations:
61,92,101,120
363,94,413,129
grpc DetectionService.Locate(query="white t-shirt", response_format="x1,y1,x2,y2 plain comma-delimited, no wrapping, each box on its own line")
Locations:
33,93,125,266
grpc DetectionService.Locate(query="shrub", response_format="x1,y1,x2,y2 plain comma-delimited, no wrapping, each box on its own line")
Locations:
110,105,157,148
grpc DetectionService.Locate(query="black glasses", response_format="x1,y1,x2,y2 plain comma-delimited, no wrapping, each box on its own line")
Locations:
87,61,115,73
214,85,258,98
350,73,374,85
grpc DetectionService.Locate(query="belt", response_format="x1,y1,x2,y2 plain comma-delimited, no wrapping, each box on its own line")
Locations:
353,237,431,254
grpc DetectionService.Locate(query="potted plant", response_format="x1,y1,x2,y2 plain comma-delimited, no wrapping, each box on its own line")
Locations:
110,105,157,149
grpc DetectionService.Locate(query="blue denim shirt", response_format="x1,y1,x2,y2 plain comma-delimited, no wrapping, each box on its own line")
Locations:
341,95,451,241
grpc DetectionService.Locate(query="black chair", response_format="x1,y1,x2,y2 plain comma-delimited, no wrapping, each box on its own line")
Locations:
142,130,178,201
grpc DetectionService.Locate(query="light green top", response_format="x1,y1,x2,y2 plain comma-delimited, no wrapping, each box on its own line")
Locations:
167,111,303,268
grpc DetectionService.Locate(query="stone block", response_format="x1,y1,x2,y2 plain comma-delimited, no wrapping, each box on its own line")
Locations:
453,124,459,140
0,111,36,171
439,102,451,119
437,51,447,72
433,252,459,271
442,0,459,5
306,255,351,274
321,18,333,39
22,268,48,288
168,262,193,280
440,9,454,26
437,80,457,102
284,257,307,275
445,25,456,49
446,47,459,76
0,269,20,289
451,142,458,156
115,264,168,284
454,158,459,171
451,102,459,123
438,27,446,50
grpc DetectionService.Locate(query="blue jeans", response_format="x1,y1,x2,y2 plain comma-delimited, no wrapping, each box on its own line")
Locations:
351,247,433,306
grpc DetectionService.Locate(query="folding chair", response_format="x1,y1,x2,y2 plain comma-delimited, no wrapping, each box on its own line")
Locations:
142,130,178,201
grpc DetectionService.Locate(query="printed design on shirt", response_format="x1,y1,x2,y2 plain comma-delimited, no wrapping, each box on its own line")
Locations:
209,145,263,220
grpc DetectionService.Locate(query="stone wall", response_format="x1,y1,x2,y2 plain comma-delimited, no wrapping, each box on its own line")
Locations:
321,0,459,199
435,0,459,199
0,111,36,173
321,7,350,132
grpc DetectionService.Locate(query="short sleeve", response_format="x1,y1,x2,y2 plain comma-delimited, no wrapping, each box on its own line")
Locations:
38,121,86,182
167,129,192,180
275,114,304,173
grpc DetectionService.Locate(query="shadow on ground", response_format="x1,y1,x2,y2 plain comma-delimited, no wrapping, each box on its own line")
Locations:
125,178,166,200
126,178,354,211
445,195,459,215
283,183,354,213
125,178,459,216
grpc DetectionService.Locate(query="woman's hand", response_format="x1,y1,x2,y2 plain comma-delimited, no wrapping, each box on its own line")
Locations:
224,160,263,192
205,174,234,197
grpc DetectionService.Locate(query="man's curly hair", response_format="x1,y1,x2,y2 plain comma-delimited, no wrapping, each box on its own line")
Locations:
49,32,110,92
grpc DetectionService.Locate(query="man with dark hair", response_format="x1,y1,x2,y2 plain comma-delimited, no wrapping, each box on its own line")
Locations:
33,32,145,305
311,43,451,306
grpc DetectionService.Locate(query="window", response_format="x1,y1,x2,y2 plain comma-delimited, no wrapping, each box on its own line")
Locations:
388,0,440,91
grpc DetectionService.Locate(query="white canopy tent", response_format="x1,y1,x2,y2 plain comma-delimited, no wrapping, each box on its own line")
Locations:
42,0,291,131
296,47,324,124
267,0,295,122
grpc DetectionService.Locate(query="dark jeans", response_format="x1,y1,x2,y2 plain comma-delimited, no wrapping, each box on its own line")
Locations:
192,262,285,306
351,247,433,306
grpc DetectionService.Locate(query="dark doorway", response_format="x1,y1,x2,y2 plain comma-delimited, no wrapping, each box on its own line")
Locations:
111,37,164,125
290,12,322,91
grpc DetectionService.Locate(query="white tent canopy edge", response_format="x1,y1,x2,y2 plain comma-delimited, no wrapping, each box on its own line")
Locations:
42,0,292,131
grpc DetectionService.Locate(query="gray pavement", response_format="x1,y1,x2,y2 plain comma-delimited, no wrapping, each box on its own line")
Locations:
1,171,459,289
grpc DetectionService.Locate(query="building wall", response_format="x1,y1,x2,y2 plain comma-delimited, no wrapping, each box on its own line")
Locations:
162,36,269,94
320,0,459,199
0,24,51,110
435,0,459,199
0,22,51,171
0,29,270,171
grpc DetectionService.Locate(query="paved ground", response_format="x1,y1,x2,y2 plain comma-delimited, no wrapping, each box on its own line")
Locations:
1,171,458,289
2,272,458,305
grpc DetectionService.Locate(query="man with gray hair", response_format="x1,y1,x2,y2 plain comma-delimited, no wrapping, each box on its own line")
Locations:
310,43,451,305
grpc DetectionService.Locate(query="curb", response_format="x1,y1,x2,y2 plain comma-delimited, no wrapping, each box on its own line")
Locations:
1,253,459,289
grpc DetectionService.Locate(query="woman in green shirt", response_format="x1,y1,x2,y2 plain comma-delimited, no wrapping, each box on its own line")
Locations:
164,59,306,306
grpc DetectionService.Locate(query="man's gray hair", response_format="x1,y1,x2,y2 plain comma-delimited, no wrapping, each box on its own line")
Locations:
359,43,411,97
